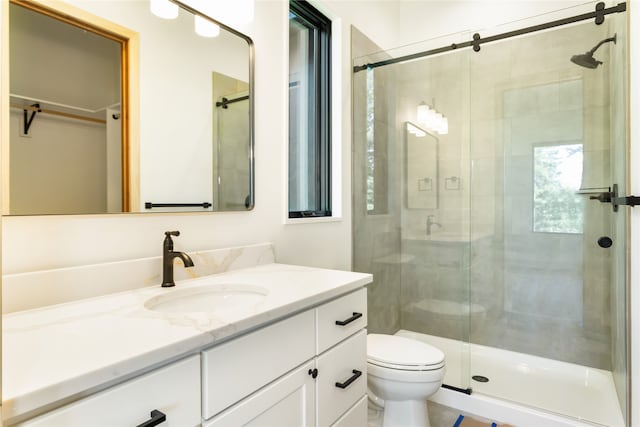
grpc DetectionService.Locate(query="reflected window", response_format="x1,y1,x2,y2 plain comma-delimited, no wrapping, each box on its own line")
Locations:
366,68,388,215
533,143,584,234
366,68,375,211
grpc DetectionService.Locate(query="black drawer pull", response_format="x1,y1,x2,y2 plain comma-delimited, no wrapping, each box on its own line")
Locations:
335,312,362,326
137,409,166,427
335,369,362,389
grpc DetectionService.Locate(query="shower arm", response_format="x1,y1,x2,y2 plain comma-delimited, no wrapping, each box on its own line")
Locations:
589,36,617,54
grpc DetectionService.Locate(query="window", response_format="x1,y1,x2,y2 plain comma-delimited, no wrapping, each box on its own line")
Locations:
288,0,331,218
365,68,388,215
533,143,584,233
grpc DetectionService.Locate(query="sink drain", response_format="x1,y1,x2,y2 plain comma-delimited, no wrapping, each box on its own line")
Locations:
472,375,489,383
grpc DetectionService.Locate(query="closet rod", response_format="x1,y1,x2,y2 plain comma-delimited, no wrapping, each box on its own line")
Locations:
10,104,107,125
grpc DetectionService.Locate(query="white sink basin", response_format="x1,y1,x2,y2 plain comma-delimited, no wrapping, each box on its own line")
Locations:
145,284,268,314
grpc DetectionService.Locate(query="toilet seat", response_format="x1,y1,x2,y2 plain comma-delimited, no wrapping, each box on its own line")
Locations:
367,334,445,371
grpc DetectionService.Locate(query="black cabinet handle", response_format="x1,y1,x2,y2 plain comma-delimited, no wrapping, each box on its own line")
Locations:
335,369,362,389
137,409,166,427
335,312,362,326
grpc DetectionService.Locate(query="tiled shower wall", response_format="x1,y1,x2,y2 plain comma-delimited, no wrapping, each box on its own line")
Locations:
352,27,402,335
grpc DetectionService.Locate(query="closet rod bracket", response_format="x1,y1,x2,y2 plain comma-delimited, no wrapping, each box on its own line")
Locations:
23,103,41,135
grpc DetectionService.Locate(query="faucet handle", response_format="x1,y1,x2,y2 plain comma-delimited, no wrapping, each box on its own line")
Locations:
165,231,180,237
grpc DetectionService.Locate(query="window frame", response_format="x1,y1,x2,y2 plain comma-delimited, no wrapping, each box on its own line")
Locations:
288,0,332,219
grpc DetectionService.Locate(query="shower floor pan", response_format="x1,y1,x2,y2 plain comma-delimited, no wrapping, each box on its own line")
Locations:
396,330,625,427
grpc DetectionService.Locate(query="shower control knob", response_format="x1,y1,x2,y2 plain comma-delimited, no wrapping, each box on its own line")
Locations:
597,236,613,248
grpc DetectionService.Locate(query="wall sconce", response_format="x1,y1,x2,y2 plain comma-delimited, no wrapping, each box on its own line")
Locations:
417,101,448,135
150,0,178,19
195,15,220,37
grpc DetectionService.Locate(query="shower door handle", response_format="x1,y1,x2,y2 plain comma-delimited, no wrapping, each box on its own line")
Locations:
589,184,640,212
589,192,612,203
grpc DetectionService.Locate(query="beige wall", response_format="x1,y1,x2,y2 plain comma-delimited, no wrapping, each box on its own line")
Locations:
9,111,108,214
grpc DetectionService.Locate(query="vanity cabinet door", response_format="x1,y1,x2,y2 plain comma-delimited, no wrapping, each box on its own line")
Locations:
203,361,316,427
17,356,200,427
202,310,315,419
331,396,367,427
316,330,367,427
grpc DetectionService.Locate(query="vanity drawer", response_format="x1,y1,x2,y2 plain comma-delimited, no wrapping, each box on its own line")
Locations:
18,355,200,427
202,310,315,419
317,288,367,353
317,329,367,427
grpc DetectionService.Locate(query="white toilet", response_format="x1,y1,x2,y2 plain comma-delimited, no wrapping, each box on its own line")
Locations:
367,334,446,427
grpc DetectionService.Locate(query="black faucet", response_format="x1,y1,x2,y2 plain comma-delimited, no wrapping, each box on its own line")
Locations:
161,231,195,287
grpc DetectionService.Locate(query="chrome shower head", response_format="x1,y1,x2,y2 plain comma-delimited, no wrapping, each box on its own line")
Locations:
571,34,617,69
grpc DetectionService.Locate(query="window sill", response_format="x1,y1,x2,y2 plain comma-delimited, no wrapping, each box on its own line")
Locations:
285,215,343,225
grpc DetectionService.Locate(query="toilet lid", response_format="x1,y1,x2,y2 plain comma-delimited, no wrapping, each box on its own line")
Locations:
367,334,445,368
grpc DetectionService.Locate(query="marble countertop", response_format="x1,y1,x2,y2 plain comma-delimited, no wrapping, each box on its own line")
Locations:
3,263,372,423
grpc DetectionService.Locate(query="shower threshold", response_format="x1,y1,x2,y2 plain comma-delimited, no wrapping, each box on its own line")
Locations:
395,330,625,427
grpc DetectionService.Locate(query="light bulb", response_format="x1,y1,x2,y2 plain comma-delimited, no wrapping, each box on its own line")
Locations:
195,15,220,37
417,102,429,125
434,112,443,130
150,0,178,19
439,117,449,135
425,109,437,131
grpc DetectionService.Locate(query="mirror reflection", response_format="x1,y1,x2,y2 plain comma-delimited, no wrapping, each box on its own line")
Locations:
406,121,438,209
5,0,253,215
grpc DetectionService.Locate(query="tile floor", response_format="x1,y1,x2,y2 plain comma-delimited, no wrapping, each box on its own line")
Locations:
368,400,491,427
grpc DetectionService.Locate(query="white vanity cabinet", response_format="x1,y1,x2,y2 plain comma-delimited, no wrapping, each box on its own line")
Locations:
11,288,368,427
16,355,201,427
204,288,368,427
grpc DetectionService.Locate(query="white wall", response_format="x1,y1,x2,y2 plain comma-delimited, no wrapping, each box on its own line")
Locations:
1,0,398,276
396,0,599,47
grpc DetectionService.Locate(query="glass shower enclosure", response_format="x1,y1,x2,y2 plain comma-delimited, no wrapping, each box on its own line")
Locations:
352,3,629,425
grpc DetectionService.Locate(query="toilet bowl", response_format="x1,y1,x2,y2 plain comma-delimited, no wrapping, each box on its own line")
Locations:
367,334,446,427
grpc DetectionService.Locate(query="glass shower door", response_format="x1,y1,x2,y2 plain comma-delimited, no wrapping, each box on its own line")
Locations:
351,28,473,394
468,8,628,425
